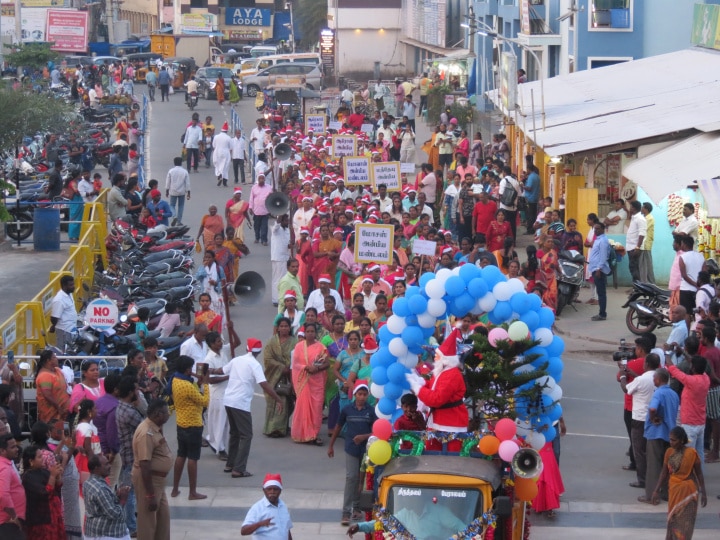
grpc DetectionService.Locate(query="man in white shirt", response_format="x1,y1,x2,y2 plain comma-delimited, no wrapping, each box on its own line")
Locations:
416,192,434,222
305,275,343,314
620,353,661,489
375,184,393,213
78,170,97,203
292,197,315,238
184,76,198,106
604,199,628,235
165,156,191,225
270,215,292,306
330,179,351,202
205,331,230,457
625,201,647,283
221,339,282,477
241,473,293,539
419,164,437,207
678,235,706,322
231,129,248,185
50,275,77,353
498,165,521,239
183,117,203,173
674,202,698,242
359,277,378,312
249,119,266,167
179,324,209,372
213,122,233,187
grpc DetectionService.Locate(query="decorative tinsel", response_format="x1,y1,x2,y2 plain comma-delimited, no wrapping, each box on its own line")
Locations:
391,430,496,459
372,505,497,540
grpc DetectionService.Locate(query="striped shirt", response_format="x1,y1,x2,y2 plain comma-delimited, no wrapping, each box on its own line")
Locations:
83,474,129,538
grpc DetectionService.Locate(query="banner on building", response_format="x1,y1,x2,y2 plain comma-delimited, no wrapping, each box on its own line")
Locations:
21,7,47,42
500,52,517,112
46,9,87,52
181,13,216,33
691,3,720,50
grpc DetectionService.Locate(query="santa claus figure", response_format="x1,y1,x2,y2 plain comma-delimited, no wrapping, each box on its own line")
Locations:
406,328,468,439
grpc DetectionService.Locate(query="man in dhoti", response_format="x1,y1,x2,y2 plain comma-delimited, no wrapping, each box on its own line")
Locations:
205,331,230,459
213,122,233,187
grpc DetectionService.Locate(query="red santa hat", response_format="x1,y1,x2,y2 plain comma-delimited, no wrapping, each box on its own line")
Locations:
299,227,310,236
361,275,374,284
318,274,332,284
435,328,461,368
283,290,297,300
221,122,229,132
247,338,263,353
263,473,283,489
353,379,370,395
363,335,379,353
367,264,381,272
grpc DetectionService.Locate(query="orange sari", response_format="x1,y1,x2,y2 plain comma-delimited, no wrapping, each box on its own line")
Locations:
195,308,222,332
311,237,342,285
665,447,701,539
291,340,327,442
540,250,558,312
200,213,224,249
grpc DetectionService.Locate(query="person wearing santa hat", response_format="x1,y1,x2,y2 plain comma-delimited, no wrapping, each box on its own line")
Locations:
249,171,273,246
241,473,293,539
350,264,391,297
212,122,233,187
273,290,305,334
225,186,250,244
219,338,284,478
406,328,468,434
305,273,343,314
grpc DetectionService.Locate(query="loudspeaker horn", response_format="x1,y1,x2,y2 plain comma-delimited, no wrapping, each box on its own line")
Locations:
511,448,544,479
265,192,290,217
233,271,266,305
274,143,292,160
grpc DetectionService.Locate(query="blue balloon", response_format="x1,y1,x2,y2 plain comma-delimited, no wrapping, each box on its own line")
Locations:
544,424,557,443
393,297,411,318
377,347,396,367
378,397,398,415
541,394,556,410
408,341,424,354
509,292,530,315
481,265,504,288
371,366,389,385
514,400,529,416
405,315,418,326
378,325,394,344
527,293,542,312
391,408,404,424
408,294,428,315
547,403,563,423
419,272,436,288
405,285,421,298
459,263,481,284
421,325,435,338
401,325,424,345
538,307,555,328
444,276,466,297
546,336,565,357
487,311,504,325
370,352,384,370
454,292,475,314
520,310,540,331
467,277,488,299
387,362,408,384
546,357,563,381
492,300,512,321
383,382,403,401
531,415,550,430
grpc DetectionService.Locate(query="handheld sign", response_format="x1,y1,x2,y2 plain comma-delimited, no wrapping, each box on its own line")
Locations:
412,239,437,257
332,134,357,158
360,123,374,134
354,223,394,265
344,156,371,186
400,162,416,174
371,161,401,192
328,121,342,131
86,298,119,331
305,114,326,135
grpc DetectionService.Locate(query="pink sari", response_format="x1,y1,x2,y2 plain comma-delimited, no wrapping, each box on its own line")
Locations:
291,340,328,442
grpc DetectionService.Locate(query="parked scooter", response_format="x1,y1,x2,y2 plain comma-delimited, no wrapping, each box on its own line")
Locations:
555,250,586,316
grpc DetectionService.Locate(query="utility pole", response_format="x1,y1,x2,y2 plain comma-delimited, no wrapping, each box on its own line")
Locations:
286,2,295,53
106,0,115,44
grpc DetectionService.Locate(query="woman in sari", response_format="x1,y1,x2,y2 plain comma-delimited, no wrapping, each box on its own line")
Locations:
332,330,363,420
325,315,348,432
311,224,342,287
225,188,250,245
455,130,469,159
196,250,225,327
213,232,236,294
228,76,241,106
487,210,512,252
317,296,345,333
222,226,241,284
651,426,707,539
539,235,559,313
344,305,366,333
421,126,441,172
197,205,225,250
346,335,378,406
216,74,225,105
291,323,330,445
263,317,297,438
115,116,129,140
195,292,222,332
469,132,484,166
337,234,361,305
493,237,518,276
303,308,327,339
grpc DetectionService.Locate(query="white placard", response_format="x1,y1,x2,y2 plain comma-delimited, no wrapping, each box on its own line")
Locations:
343,156,371,186
328,121,342,131
400,162,416,174
332,135,357,158
360,123,374,133
371,161,401,192
354,223,394,264
412,238,437,257
305,114,326,135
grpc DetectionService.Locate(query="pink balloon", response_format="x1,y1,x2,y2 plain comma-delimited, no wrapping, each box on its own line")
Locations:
488,328,509,347
372,419,393,441
498,439,520,462
494,418,518,442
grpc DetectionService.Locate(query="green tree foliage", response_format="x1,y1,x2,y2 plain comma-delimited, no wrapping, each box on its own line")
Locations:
4,43,58,71
296,0,328,49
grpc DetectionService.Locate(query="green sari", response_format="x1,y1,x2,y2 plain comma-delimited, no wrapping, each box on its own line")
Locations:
263,334,297,436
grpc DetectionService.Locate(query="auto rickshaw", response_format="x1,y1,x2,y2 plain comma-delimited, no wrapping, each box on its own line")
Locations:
124,52,163,83
164,57,197,89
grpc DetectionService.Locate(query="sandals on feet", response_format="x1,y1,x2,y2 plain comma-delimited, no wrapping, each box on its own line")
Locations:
231,471,253,478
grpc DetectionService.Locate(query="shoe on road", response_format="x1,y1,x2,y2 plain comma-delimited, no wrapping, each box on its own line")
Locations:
591,315,606,321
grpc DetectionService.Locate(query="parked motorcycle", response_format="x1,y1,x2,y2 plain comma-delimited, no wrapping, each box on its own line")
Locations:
623,282,672,334
555,250,586,316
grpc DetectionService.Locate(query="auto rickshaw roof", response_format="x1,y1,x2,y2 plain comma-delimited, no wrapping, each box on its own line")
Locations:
378,455,501,490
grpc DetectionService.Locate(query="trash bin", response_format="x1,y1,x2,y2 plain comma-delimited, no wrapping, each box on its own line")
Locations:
33,207,61,251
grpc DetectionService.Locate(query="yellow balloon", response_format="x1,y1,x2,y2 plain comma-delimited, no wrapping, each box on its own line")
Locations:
368,440,392,465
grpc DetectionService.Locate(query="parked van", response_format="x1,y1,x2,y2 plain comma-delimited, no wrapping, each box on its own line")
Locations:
249,45,278,58
237,53,321,80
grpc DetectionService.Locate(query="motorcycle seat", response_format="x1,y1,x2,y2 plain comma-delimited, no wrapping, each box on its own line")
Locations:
559,250,586,264
647,283,671,297
158,336,183,349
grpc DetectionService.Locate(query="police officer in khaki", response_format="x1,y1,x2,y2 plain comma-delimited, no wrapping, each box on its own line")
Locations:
132,399,173,540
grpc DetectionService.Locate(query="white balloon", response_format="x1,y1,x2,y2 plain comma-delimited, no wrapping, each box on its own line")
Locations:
507,278,526,295
425,279,446,299
435,268,453,284
370,382,385,399
539,376,557,394
528,431,546,451
389,337,408,357
534,328,553,347
549,385,563,402
493,281,512,301
426,298,447,317
398,353,419,369
386,315,407,335
514,364,534,375
470,300,484,315
417,312,436,328
451,266,462,276
515,418,532,437
478,293,497,313
374,404,392,420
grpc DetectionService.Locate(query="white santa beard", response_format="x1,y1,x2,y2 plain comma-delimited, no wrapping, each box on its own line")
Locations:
432,355,461,378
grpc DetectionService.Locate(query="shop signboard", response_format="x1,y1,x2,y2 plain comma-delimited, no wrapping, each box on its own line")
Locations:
319,27,335,74
225,8,271,26
46,9,88,53
181,13,216,33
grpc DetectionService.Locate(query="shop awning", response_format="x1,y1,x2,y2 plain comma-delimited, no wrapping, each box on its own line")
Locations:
487,47,720,157
622,133,720,205
399,37,469,59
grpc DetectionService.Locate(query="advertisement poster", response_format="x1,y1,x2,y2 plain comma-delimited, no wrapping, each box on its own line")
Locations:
354,223,394,264
46,9,87,52
21,7,47,42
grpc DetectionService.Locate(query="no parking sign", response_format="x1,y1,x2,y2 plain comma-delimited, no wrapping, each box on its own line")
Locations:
86,299,119,331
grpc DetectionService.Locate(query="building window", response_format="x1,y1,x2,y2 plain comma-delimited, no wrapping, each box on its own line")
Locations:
163,0,171,6
190,0,207,8
587,56,632,70
590,0,632,31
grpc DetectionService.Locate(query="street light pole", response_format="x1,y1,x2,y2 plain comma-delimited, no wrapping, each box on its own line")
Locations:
286,2,295,54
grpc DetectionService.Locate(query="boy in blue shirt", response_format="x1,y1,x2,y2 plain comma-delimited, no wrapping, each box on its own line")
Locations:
328,379,376,526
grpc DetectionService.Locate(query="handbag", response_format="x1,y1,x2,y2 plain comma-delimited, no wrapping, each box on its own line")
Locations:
274,376,293,397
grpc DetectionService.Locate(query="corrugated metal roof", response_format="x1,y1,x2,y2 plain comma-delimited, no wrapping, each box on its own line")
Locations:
622,133,720,204
489,47,720,156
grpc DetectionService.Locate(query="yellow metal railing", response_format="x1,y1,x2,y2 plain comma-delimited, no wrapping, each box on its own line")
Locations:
0,192,110,354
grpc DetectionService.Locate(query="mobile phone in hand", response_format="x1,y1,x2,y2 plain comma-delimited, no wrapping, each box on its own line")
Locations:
7,351,14,365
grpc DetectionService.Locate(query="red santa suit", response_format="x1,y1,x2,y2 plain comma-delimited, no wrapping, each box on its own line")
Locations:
406,329,468,433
